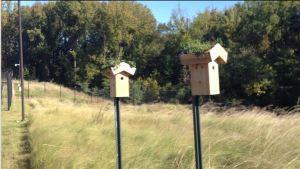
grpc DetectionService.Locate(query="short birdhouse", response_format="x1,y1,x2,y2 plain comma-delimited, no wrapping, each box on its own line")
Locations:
105,62,136,98
180,43,228,95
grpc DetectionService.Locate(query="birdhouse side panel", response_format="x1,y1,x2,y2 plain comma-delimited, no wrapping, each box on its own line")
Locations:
190,64,210,95
208,62,220,95
115,74,130,97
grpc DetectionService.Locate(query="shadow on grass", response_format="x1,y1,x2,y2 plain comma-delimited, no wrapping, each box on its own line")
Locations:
17,120,31,169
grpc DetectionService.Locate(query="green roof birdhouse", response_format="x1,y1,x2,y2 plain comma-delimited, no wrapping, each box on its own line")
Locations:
180,43,228,95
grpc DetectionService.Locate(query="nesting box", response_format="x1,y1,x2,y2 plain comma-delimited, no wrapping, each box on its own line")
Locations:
180,43,228,95
105,62,136,97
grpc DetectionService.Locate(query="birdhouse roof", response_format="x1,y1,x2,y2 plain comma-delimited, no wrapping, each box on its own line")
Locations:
180,43,228,65
209,43,228,64
105,61,136,77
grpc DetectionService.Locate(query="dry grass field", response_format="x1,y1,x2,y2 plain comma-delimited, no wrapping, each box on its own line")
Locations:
2,80,300,169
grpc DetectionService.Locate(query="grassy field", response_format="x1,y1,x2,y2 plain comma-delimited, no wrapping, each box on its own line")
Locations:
2,82,30,169
2,80,300,169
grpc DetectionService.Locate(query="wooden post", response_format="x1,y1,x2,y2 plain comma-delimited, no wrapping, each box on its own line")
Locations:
73,87,76,103
60,84,62,100
73,55,76,103
18,0,25,121
27,80,29,98
0,2,2,166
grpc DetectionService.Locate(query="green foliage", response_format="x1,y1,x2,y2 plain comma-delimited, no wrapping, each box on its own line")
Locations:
102,78,110,98
142,77,161,103
24,68,30,80
180,39,212,54
8,81,300,169
159,83,177,103
2,1,300,106
104,59,136,70
130,78,144,105
77,82,89,93
175,85,191,103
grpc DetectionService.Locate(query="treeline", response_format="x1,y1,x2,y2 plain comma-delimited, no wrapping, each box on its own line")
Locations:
1,1,300,106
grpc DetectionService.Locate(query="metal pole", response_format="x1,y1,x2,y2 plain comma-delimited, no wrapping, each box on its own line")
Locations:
114,97,122,169
18,0,25,121
60,84,62,100
19,61,21,85
192,97,200,169
27,79,29,98
8,72,12,110
7,73,10,110
73,87,76,103
192,96,203,169
73,56,76,103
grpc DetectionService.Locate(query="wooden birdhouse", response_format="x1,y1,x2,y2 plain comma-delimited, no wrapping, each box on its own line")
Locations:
180,43,228,95
105,62,136,98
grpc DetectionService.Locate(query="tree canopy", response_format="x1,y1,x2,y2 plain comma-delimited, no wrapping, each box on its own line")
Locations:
1,1,300,107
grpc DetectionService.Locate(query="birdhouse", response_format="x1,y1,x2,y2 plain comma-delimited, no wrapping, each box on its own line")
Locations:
180,43,228,95
105,62,136,98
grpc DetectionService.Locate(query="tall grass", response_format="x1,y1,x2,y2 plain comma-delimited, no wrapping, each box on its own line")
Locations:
9,81,300,168
2,83,30,169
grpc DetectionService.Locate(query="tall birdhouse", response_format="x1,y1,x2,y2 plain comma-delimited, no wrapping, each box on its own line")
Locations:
180,43,228,95
105,62,136,98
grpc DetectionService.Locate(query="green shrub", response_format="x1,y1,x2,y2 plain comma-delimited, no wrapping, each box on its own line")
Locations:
78,82,89,93
180,39,212,54
142,77,160,103
102,78,110,98
175,85,191,103
127,78,144,104
160,83,178,103
24,67,30,80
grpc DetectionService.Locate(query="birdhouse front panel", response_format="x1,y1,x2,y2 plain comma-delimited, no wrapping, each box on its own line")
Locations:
189,61,220,95
190,64,210,95
110,73,130,97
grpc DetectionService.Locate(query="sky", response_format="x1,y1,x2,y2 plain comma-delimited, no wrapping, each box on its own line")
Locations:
21,1,241,24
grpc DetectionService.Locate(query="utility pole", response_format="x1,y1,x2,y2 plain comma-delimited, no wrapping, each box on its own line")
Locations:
0,0,3,167
60,84,62,100
73,55,76,103
27,79,30,98
18,0,25,121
